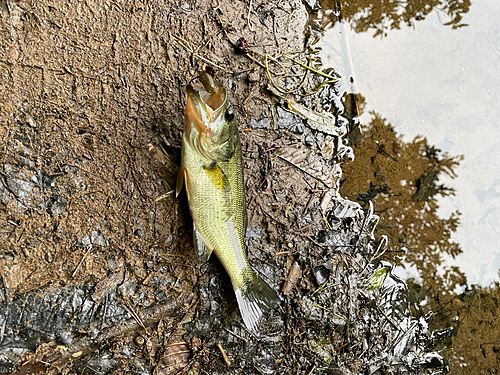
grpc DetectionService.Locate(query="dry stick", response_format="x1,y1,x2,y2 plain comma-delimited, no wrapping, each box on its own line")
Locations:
375,304,400,332
243,86,257,105
216,343,232,366
293,222,314,233
260,204,288,228
143,271,155,285
223,327,247,341
246,0,254,31
390,320,419,353
275,250,290,256
306,364,317,375
342,253,364,273
306,235,331,249
270,105,276,130
71,246,91,278
122,300,150,335
275,154,332,189
282,54,339,81
172,35,227,71
282,260,301,296
155,190,174,203
100,294,108,330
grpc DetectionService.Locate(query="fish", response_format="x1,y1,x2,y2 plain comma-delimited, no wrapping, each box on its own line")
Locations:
176,71,279,334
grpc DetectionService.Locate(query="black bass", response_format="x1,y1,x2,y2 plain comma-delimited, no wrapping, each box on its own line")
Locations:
176,71,278,334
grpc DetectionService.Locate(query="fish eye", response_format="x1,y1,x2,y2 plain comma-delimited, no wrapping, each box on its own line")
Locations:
224,108,234,121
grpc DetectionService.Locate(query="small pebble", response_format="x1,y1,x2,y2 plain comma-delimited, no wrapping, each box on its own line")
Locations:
305,133,315,147
313,264,330,286
248,71,260,83
134,229,143,238
45,252,54,263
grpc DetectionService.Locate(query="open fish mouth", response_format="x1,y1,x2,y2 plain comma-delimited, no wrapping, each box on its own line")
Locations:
184,72,227,134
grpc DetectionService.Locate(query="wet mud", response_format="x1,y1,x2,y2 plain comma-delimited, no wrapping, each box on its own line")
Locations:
0,0,445,374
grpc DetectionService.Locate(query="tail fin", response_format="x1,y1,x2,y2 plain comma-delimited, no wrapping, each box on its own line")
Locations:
235,272,279,335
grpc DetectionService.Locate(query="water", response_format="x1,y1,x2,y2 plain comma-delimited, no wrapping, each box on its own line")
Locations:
316,1,500,287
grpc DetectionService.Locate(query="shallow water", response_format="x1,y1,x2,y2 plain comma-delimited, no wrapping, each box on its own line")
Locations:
316,0,500,287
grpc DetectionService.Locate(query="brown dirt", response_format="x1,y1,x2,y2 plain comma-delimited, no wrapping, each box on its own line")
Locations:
0,0,308,302
0,0,320,373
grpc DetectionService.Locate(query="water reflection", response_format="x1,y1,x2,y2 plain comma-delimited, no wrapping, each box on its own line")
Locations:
340,112,466,302
308,0,471,37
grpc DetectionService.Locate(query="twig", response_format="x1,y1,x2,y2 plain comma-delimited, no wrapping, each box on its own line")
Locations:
275,154,331,189
155,190,174,202
390,320,418,352
246,0,254,31
223,327,247,341
15,294,194,374
282,54,340,81
72,247,92,278
216,343,232,366
243,86,257,105
274,250,290,256
282,260,300,296
100,294,108,330
122,301,150,335
172,35,228,71
260,204,288,228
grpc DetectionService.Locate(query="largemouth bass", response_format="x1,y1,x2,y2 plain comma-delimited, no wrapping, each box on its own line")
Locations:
176,71,278,334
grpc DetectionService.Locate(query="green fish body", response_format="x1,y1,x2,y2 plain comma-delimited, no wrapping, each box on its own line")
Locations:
176,71,278,334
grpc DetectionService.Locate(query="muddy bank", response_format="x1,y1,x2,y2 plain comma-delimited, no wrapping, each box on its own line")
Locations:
0,0,443,373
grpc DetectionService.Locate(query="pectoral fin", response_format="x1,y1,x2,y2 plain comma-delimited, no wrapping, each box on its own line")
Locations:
176,167,186,197
193,223,213,262
204,163,230,193
214,138,235,162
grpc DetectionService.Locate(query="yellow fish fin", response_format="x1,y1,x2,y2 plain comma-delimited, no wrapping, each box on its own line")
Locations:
193,222,213,262
176,166,186,197
203,163,230,193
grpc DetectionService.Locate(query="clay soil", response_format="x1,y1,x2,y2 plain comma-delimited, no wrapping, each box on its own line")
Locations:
0,0,312,294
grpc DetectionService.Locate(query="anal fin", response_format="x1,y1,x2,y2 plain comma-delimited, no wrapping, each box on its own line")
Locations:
193,223,213,262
